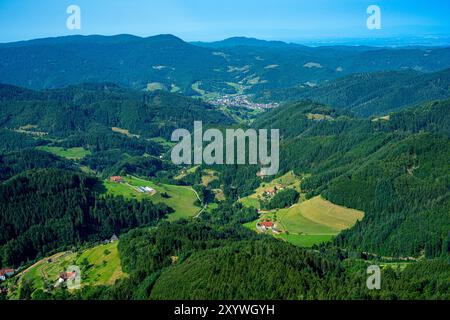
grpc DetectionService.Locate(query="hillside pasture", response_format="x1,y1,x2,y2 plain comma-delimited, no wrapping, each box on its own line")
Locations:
36,146,91,160
244,196,364,248
13,242,124,296
239,171,301,209
104,176,200,221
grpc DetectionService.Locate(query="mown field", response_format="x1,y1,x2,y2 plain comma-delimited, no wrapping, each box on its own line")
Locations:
9,242,124,298
244,196,364,248
103,176,200,221
36,146,91,160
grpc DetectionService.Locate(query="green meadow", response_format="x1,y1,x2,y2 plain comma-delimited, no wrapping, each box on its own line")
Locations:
103,176,200,221
239,171,301,210
13,242,124,296
244,196,364,248
36,146,91,160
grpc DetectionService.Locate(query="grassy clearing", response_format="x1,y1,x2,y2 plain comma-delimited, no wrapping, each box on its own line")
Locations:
239,171,301,209
174,166,199,180
36,146,91,160
244,196,364,248
306,113,334,121
104,176,200,221
297,196,364,231
111,127,140,138
201,169,219,186
149,137,176,149
277,205,339,235
146,82,166,92
13,242,124,296
226,82,245,94
212,189,225,201
379,262,413,271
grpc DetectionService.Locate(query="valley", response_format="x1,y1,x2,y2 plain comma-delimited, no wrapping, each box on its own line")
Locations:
0,33,448,301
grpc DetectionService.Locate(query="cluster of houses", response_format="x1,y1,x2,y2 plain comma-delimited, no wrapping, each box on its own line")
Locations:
209,94,279,110
256,220,282,235
0,268,15,282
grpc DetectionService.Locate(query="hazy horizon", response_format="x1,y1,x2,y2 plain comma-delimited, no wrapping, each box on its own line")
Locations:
2,32,450,48
1,0,450,46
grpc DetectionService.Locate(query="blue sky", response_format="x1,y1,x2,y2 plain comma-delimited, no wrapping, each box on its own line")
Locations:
0,0,449,43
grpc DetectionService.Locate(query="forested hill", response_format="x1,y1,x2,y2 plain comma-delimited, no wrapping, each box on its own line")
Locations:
253,100,450,257
256,68,450,116
0,34,227,93
0,169,171,267
0,83,233,139
1,34,450,94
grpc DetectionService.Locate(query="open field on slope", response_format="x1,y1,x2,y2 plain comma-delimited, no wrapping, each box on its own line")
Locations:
36,146,91,160
103,176,200,221
201,169,219,186
10,242,124,297
295,196,365,231
244,196,364,248
239,171,301,209
174,165,199,180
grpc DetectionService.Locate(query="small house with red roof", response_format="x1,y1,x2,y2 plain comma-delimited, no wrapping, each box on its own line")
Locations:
257,220,275,232
110,176,124,183
0,268,15,281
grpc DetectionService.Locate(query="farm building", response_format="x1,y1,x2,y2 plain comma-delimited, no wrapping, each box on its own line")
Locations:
272,228,282,235
262,221,274,228
137,186,155,194
0,268,14,281
264,187,279,197
110,176,124,183
56,271,77,285
257,220,275,232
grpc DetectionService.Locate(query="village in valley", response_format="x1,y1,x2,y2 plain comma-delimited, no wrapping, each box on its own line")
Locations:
209,94,279,110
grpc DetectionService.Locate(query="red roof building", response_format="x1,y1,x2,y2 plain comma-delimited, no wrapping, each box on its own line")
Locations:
0,269,14,277
110,176,123,183
0,268,14,280
261,221,274,228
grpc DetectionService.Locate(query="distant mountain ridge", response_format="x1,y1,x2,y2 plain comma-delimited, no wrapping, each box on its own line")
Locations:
1,34,450,95
191,36,303,48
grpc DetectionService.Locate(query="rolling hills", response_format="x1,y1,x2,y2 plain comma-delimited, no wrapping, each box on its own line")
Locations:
1,34,450,96
0,34,449,301
0,83,233,139
251,99,450,257
256,68,450,116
